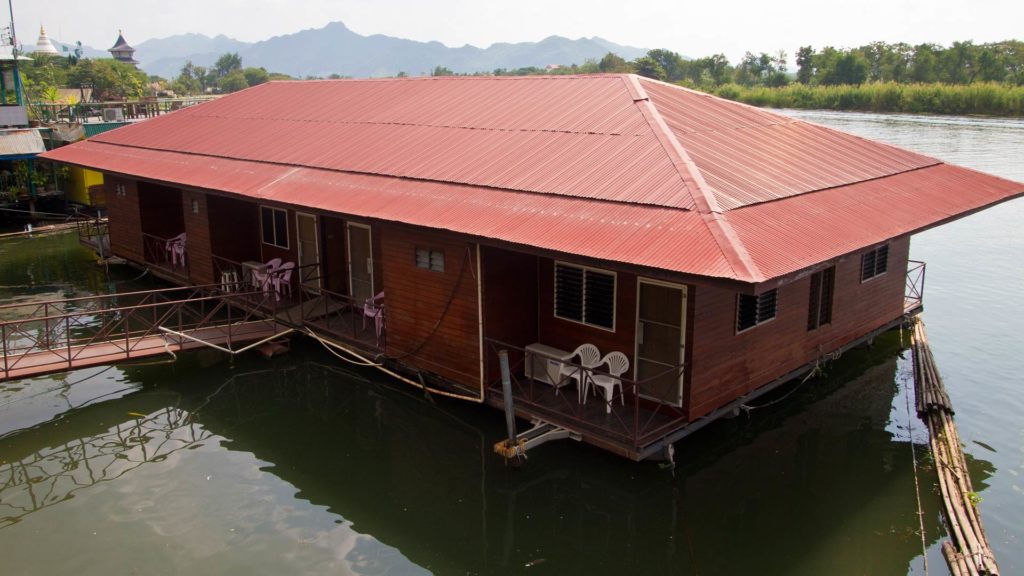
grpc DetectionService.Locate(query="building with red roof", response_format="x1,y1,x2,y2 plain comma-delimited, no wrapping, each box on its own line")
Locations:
42,74,1023,459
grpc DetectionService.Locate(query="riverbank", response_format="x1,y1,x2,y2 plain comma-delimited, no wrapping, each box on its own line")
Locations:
711,82,1024,117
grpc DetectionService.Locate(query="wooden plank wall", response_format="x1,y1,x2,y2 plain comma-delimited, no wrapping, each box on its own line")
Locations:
536,259,637,365
137,182,184,239
480,246,539,382
688,237,910,419
381,225,480,388
104,175,143,263
207,195,260,263
182,191,214,285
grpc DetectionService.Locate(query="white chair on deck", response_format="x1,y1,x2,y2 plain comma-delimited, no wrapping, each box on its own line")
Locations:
558,343,601,402
590,351,630,414
271,262,295,301
252,257,283,293
363,291,385,344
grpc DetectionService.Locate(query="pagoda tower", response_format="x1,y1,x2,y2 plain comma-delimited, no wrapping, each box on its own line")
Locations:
34,26,61,56
108,30,139,67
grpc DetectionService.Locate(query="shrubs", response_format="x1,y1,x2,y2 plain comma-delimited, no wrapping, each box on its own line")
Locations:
710,82,1024,117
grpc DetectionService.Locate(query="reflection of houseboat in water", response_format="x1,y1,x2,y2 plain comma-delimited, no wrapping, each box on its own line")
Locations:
41,75,1024,460
0,338,988,574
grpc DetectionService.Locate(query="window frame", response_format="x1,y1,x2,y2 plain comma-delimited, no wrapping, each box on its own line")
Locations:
807,266,835,331
860,244,889,282
260,206,289,250
735,289,778,334
553,261,617,332
415,247,445,272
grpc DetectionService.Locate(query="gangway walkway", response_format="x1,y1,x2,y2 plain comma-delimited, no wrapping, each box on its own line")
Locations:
0,285,290,381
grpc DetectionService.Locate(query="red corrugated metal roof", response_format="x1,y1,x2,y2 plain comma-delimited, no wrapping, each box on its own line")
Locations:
43,74,1024,284
48,141,735,278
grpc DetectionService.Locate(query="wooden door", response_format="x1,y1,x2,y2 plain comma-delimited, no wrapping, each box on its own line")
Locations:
320,216,347,293
347,223,374,303
635,280,687,406
296,213,321,290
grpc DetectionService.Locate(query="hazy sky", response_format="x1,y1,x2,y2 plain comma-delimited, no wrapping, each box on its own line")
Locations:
15,0,1024,64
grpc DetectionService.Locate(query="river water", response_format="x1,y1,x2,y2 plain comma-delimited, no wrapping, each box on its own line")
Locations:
0,111,1021,575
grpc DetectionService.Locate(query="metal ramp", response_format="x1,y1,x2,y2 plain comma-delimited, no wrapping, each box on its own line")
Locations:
0,285,290,381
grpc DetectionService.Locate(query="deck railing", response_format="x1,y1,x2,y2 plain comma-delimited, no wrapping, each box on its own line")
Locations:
211,254,384,350
483,338,687,452
75,215,109,257
142,232,188,279
31,96,218,124
0,284,283,381
905,260,926,314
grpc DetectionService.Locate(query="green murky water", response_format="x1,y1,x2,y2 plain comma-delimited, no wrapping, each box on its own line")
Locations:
0,111,1022,575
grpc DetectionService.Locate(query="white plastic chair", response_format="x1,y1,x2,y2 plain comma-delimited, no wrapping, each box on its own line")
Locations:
252,257,283,293
590,351,630,414
558,343,601,402
271,262,295,301
363,291,385,344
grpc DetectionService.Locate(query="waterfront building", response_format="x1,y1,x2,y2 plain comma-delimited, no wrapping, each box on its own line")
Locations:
41,75,1024,459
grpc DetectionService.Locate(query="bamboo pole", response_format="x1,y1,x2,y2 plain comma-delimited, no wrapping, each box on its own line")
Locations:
912,319,998,575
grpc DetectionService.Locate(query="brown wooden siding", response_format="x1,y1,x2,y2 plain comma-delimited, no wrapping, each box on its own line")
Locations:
104,176,143,262
207,195,260,263
688,237,911,419
481,247,539,381
137,182,184,239
182,191,214,285
381,225,480,388
537,258,637,366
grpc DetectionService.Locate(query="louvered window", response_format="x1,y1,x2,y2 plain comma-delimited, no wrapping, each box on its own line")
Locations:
554,262,615,330
808,267,835,331
736,289,778,332
415,248,445,272
861,244,889,281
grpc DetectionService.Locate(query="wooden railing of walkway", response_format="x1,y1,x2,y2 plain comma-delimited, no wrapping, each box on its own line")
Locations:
0,284,287,382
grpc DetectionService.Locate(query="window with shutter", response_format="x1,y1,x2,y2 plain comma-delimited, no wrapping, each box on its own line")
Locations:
554,262,615,330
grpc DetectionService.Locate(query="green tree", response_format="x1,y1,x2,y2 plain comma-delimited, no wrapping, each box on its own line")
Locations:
910,44,939,83
431,66,454,76
242,67,270,87
66,58,148,100
645,49,684,81
172,60,203,94
598,52,631,73
219,70,249,92
632,56,667,81
213,52,243,80
796,46,815,84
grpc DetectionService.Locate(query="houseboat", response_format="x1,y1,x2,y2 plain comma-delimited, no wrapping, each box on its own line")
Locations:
41,74,1024,460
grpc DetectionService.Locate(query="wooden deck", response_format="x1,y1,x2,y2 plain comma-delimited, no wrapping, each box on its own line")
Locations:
485,374,687,460
2,321,282,381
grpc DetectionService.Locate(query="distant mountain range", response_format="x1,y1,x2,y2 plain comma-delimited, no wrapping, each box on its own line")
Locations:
37,21,648,79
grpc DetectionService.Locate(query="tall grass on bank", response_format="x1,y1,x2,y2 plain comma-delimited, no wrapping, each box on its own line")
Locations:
711,82,1024,117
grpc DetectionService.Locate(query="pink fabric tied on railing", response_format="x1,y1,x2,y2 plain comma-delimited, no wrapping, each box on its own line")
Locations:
165,233,186,267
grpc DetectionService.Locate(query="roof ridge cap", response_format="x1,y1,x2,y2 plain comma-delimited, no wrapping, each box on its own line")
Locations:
625,75,763,282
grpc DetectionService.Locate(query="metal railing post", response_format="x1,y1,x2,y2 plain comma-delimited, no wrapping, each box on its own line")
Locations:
66,316,71,368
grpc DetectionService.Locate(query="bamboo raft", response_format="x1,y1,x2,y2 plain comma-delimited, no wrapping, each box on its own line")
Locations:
911,319,999,576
